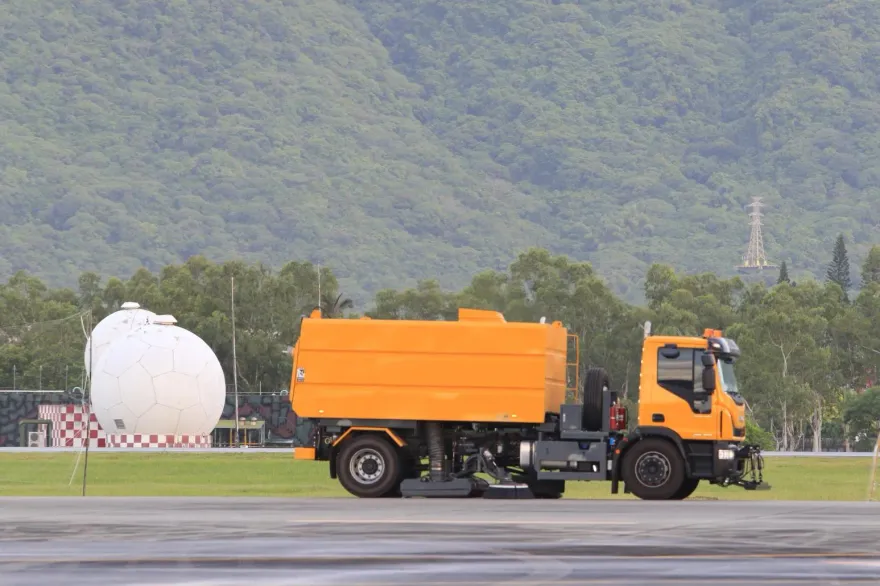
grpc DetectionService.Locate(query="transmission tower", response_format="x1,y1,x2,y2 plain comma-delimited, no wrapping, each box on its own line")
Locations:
736,197,777,272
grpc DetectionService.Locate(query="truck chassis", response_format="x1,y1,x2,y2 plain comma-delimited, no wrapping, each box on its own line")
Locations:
307,368,768,500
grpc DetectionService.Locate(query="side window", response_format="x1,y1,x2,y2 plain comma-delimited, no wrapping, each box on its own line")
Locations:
657,348,695,396
691,351,712,413
657,348,710,414
693,350,705,394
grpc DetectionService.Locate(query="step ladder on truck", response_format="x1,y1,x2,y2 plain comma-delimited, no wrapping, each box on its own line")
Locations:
288,308,769,500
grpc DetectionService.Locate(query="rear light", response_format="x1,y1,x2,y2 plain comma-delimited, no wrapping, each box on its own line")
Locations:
609,400,628,431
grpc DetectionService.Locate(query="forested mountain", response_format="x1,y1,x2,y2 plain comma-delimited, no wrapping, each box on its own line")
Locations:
1,0,878,304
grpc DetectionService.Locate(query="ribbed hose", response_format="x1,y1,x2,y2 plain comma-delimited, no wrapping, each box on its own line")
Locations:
426,422,445,480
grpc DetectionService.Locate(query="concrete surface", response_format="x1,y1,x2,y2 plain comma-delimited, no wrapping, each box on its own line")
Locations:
1,498,879,585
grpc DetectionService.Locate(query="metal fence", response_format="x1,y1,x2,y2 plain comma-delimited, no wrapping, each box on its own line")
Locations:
0,364,84,393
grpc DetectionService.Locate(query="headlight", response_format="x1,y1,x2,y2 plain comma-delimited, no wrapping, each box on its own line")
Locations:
718,449,735,460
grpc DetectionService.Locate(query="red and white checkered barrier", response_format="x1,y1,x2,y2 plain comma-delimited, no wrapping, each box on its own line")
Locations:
37,404,107,447
107,434,211,448
36,403,212,449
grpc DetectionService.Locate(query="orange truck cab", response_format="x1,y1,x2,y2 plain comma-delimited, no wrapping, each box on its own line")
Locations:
289,309,768,500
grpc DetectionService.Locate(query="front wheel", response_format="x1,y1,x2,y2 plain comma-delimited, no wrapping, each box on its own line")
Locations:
621,438,686,500
671,477,699,500
336,434,401,498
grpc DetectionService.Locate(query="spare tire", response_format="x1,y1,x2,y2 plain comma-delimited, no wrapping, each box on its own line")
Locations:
582,367,610,431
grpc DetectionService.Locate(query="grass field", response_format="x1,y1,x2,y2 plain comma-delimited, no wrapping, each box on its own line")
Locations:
0,452,874,500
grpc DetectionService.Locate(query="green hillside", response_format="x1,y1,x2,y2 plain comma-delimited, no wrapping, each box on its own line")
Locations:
1,0,878,305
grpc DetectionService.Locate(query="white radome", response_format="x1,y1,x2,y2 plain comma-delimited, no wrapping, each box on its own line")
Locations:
84,302,157,377
89,314,226,436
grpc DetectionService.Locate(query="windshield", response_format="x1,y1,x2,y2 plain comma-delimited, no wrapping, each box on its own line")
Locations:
718,359,740,396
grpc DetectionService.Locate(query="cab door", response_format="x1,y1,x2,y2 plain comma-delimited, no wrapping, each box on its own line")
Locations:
651,346,715,440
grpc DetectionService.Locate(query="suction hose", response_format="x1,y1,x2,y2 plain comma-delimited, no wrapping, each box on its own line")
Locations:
426,422,445,481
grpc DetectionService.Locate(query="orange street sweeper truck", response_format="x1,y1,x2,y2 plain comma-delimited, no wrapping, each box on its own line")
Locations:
288,308,768,500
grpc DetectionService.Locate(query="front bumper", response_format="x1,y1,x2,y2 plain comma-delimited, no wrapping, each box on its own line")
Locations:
713,442,770,490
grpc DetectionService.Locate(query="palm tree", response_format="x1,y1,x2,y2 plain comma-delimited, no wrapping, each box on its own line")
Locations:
321,292,354,318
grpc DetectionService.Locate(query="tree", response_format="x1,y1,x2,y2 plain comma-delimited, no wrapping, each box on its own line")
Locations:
861,245,880,287
369,279,460,321
4,246,879,452
729,282,833,451
321,293,354,318
842,388,880,451
826,234,852,301
777,261,790,285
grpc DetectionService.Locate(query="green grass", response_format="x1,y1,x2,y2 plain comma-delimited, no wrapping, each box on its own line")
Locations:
0,453,873,500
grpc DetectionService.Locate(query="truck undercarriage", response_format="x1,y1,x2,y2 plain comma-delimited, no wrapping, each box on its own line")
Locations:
312,368,769,501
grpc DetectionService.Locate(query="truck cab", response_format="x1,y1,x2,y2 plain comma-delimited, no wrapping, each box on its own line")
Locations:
638,328,745,442
607,325,763,499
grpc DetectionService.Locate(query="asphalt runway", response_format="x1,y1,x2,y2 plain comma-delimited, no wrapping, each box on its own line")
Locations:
1,497,879,585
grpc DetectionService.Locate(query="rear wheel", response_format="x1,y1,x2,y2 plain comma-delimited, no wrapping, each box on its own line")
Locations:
336,434,401,498
582,367,610,431
381,448,420,498
622,438,686,500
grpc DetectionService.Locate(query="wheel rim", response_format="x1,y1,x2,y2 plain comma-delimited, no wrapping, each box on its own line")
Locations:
349,448,385,485
634,451,671,488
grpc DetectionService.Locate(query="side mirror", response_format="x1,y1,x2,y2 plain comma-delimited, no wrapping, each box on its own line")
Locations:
702,366,716,393
701,353,716,367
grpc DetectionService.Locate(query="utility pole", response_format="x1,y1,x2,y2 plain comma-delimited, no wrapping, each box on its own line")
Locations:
869,430,880,502
231,276,240,446
82,311,93,497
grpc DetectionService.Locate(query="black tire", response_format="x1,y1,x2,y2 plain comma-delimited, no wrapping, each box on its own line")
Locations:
528,479,565,499
532,490,564,499
381,448,420,498
621,438,686,500
336,434,401,498
582,367,610,431
670,477,700,500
